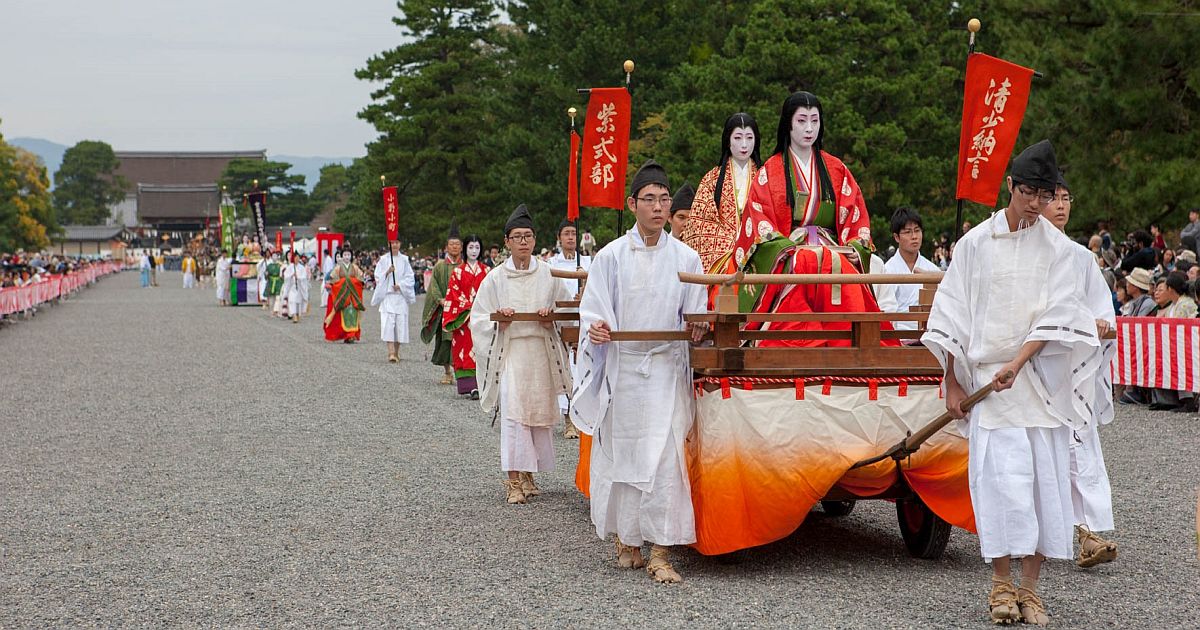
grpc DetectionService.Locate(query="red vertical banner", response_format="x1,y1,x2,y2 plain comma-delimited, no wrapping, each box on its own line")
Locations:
579,87,631,210
275,230,283,252
289,230,295,251
382,185,400,241
955,53,1035,206
567,129,581,220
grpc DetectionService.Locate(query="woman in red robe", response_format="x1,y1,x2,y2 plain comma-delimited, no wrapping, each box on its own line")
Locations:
324,249,365,343
743,91,873,267
442,235,490,397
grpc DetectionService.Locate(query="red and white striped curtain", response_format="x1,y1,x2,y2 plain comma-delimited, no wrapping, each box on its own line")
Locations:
1112,316,1200,393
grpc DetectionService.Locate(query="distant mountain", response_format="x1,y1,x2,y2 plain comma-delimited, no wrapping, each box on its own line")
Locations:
9,137,67,181
7,137,357,191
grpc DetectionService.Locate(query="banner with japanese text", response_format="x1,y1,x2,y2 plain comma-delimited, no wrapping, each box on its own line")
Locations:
219,202,236,255
247,191,268,249
579,87,631,210
382,185,400,241
955,53,1035,206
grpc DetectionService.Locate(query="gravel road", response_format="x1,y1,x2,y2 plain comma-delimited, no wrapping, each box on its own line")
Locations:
1,271,1196,628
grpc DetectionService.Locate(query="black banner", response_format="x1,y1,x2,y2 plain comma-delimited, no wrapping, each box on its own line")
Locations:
247,192,268,249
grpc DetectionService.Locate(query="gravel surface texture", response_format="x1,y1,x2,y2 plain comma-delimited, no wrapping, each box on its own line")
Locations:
1,271,1197,628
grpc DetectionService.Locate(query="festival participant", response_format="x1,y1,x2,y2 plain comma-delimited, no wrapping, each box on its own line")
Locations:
548,219,591,438
324,248,365,343
422,224,463,384
372,240,417,362
882,207,940,331
442,235,489,397
572,160,708,584
668,184,694,238
471,205,572,504
263,251,284,315
215,250,231,305
922,140,1103,625
139,251,152,288
747,92,873,265
256,251,269,307
181,254,197,289
682,113,762,273
282,251,310,324
152,250,163,287
320,247,336,308
1040,173,1120,569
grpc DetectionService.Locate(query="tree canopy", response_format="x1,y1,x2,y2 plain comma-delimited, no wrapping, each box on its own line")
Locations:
52,140,127,226
218,158,316,226
330,0,1198,252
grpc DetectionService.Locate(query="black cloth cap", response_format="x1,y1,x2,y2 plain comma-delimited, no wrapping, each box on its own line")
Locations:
1010,140,1059,191
671,183,695,215
505,204,535,234
1056,171,1070,192
629,159,669,198
448,220,460,240
557,218,576,234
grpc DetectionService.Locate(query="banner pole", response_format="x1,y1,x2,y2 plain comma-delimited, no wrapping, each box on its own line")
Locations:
954,19,982,244
382,175,396,289
617,60,635,238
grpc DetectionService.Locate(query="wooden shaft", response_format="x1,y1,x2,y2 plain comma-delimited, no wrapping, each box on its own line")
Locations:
550,268,588,280
678,271,944,286
848,382,995,470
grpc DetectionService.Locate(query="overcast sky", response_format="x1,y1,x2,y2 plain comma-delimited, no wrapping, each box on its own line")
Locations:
0,1,404,156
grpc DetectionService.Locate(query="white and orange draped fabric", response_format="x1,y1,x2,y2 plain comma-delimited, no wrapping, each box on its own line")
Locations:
1111,316,1200,393
577,376,976,555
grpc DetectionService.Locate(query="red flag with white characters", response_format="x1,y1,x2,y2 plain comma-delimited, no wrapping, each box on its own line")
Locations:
956,53,1035,206
579,87,631,210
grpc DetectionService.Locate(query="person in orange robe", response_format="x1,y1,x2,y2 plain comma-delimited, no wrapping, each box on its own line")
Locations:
682,112,762,275
744,91,873,267
324,248,365,343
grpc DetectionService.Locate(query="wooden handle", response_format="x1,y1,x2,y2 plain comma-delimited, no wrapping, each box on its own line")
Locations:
848,381,994,470
550,268,588,280
678,272,945,286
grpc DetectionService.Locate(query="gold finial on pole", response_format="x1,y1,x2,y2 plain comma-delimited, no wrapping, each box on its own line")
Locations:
252,179,259,189
967,18,981,50
568,106,577,131
623,59,635,86
380,175,387,186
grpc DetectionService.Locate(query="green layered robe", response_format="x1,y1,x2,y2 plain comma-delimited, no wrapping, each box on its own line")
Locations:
420,257,460,366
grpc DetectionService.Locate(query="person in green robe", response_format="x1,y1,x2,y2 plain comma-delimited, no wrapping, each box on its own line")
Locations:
421,223,464,384
263,250,284,314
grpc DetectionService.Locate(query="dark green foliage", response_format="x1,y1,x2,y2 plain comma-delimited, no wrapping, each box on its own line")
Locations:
52,140,127,225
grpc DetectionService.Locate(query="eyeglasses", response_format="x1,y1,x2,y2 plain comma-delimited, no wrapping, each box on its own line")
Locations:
636,195,673,207
507,233,534,243
897,228,923,237
1016,185,1056,204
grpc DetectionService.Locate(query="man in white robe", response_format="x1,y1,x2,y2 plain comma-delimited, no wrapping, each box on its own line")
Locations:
256,255,268,308
282,252,310,324
882,207,940,333
922,141,1103,625
470,204,572,505
320,249,336,308
372,240,417,362
572,160,708,584
215,251,231,306
1041,173,1119,568
547,218,592,439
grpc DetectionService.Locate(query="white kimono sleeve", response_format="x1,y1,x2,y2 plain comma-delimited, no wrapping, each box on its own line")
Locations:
570,250,619,436
470,271,503,413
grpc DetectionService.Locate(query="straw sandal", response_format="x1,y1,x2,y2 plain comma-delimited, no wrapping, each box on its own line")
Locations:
502,479,525,504
1017,586,1049,626
988,576,1020,624
614,539,644,569
1075,525,1118,568
519,472,540,497
646,545,682,584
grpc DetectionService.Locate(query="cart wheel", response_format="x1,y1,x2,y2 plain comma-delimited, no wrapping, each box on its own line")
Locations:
820,500,855,517
896,495,951,559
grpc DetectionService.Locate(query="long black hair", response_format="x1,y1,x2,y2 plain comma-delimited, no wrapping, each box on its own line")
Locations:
714,112,762,209
773,91,835,212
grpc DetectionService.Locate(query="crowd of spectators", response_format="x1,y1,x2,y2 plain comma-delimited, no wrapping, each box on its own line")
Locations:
1098,209,1200,413
1,249,120,322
